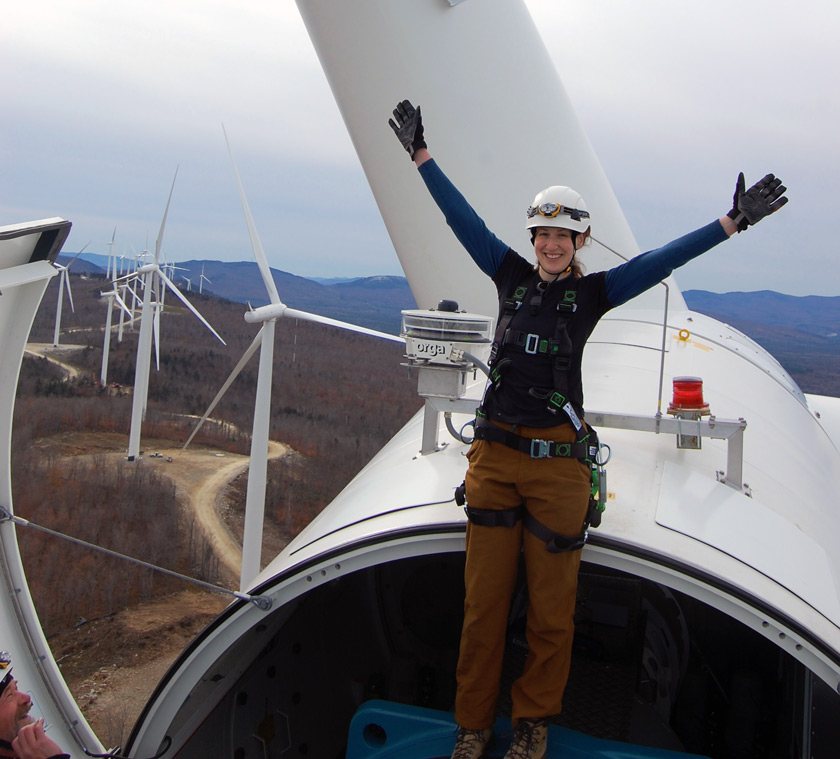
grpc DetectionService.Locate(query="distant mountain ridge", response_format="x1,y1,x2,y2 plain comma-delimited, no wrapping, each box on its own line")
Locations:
682,289,840,397
60,254,839,394
62,252,840,335
65,254,417,333
683,290,840,339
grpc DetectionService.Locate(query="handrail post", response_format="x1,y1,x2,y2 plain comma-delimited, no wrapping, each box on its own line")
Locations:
656,281,670,417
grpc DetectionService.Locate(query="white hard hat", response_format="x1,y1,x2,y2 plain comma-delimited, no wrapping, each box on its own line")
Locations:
526,186,591,234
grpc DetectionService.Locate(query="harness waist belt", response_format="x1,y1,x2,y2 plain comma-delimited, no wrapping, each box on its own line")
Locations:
474,422,590,460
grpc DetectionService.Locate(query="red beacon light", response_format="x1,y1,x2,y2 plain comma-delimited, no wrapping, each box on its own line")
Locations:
667,376,710,449
668,376,710,414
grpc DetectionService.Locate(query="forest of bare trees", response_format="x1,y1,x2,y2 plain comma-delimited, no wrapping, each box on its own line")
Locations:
15,273,422,636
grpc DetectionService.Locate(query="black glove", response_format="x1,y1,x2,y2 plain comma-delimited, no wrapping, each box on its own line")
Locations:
726,172,788,232
389,99,426,160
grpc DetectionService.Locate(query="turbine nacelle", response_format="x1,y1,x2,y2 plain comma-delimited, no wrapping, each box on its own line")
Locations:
244,302,288,323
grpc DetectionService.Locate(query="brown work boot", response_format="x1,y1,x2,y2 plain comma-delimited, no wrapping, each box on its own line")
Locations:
451,726,492,759
503,718,548,758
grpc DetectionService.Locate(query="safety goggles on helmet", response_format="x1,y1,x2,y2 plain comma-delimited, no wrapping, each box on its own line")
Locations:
527,203,590,223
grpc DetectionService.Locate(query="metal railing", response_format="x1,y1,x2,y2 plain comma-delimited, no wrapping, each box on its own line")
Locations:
586,411,748,492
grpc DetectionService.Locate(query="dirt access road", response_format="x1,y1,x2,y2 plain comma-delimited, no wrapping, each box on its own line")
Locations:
141,439,289,579
24,343,86,380
48,434,290,748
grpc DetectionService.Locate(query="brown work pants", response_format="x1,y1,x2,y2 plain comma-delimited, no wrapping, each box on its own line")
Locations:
455,422,590,729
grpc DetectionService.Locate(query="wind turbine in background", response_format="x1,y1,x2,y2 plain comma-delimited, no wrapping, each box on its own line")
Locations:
181,275,192,292
100,251,135,387
199,264,211,295
105,227,118,280
125,169,226,461
100,228,132,384
158,262,185,310
184,127,402,591
52,243,89,346
117,265,142,342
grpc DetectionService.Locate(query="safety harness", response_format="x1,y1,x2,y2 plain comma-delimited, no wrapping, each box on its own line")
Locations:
455,423,606,553
457,271,608,551
482,275,586,437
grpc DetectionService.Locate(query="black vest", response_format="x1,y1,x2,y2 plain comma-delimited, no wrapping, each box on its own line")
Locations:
482,250,611,427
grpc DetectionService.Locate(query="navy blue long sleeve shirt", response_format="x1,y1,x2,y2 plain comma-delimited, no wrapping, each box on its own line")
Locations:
416,158,729,423
417,158,728,308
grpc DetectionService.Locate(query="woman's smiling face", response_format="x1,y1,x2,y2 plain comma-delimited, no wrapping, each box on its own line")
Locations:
533,226,578,280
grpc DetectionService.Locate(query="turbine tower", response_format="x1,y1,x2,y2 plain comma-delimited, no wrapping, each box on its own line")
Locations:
105,226,117,280
126,170,226,461
199,264,211,294
100,264,133,386
185,128,401,591
51,243,87,346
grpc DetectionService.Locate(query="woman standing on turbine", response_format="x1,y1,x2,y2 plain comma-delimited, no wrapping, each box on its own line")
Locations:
389,99,787,759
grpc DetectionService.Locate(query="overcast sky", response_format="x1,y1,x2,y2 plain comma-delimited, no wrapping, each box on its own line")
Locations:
3,1,838,295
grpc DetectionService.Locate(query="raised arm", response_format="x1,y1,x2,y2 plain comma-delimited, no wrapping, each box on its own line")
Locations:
389,100,508,277
606,172,788,306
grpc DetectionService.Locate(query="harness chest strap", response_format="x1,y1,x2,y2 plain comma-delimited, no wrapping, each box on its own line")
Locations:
489,278,577,366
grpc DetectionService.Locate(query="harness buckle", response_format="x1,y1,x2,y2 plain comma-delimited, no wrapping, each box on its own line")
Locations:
530,439,551,459
547,391,566,411
524,333,540,355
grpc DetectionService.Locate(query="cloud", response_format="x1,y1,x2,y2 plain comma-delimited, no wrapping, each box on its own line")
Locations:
527,0,840,295
2,0,837,294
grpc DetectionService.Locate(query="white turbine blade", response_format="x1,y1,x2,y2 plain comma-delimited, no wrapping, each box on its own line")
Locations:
154,167,179,264
222,125,281,305
282,307,403,343
64,241,90,271
65,273,76,313
158,268,226,345
110,289,134,319
183,327,264,449
114,269,141,285
123,281,142,303
153,304,161,371
119,314,143,330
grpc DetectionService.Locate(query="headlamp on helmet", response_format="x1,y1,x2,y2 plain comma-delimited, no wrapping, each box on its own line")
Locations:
527,203,589,223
